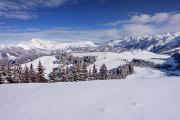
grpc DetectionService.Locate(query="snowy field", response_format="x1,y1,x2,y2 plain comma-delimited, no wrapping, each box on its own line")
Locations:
73,51,174,70
0,67,180,120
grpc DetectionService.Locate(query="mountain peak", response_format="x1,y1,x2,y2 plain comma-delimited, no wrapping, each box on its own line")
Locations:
14,38,97,51
30,38,44,44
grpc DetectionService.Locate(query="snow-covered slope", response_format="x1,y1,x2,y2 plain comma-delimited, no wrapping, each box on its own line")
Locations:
73,50,175,70
107,32,180,54
24,51,175,77
22,55,59,77
0,71,179,120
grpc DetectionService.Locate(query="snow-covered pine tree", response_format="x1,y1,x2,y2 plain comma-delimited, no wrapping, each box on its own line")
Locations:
73,64,81,81
56,66,68,82
92,64,98,80
49,67,57,82
29,64,36,82
81,63,88,81
5,64,14,83
73,63,88,81
36,61,47,83
128,62,134,74
67,66,75,82
13,63,23,83
0,65,7,84
0,72,3,84
88,68,92,80
23,65,30,83
99,64,108,80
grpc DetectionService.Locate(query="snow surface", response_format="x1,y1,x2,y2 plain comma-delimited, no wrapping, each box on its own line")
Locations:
73,51,174,70
0,67,180,120
1,51,180,120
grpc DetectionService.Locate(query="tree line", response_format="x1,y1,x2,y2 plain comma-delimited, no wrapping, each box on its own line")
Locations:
49,53,134,82
0,61,47,84
0,62,134,84
132,58,173,70
0,52,135,84
48,63,134,82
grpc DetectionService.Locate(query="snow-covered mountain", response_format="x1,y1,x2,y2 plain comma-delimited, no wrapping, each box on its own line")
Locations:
0,32,180,65
0,38,97,64
107,32,180,55
15,38,97,51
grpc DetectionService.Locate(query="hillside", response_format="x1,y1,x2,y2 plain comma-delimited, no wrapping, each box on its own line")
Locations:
23,50,176,77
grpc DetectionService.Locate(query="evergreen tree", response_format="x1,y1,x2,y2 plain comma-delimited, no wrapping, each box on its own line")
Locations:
99,64,108,80
81,63,88,81
92,64,98,80
5,64,13,83
67,66,75,82
60,67,68,82
0,72,3,84
73,64,80,81
49,67,57,82
23,65,30,83
29,64,36,82
128,63,134,74
13,63,23,83
73,63,88,81
0,65,6,84
88,68,92,80
36,61,47,83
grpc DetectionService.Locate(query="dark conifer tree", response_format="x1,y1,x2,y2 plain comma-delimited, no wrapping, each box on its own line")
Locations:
88,68,92,80
92,64,98,80
73,63,88,81
67,67,75,82
29,64,36,82
36,61,47,83
60,67,68,82
13,63,23,83
6,64,13,83
128,63,134,74
99,64,108,80
0,65,6,84
49,67,57,82
23,65,30,83
81,63,88,81
0,73,3,84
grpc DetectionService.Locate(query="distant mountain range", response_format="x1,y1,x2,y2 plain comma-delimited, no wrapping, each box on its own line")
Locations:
0,32,180,64
0,39,97,64
106,32,180,55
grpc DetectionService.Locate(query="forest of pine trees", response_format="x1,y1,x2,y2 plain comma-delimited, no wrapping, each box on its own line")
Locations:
0,61,47,84
0,62,134,84
0,53,136,84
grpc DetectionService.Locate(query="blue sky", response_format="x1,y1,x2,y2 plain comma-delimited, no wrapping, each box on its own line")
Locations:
0,0,180,44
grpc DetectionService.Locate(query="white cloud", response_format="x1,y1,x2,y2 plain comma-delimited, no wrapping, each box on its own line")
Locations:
120,24,155,36
106,12,180,36
0,0,78,20
0,28,121,44
0,11,180,43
